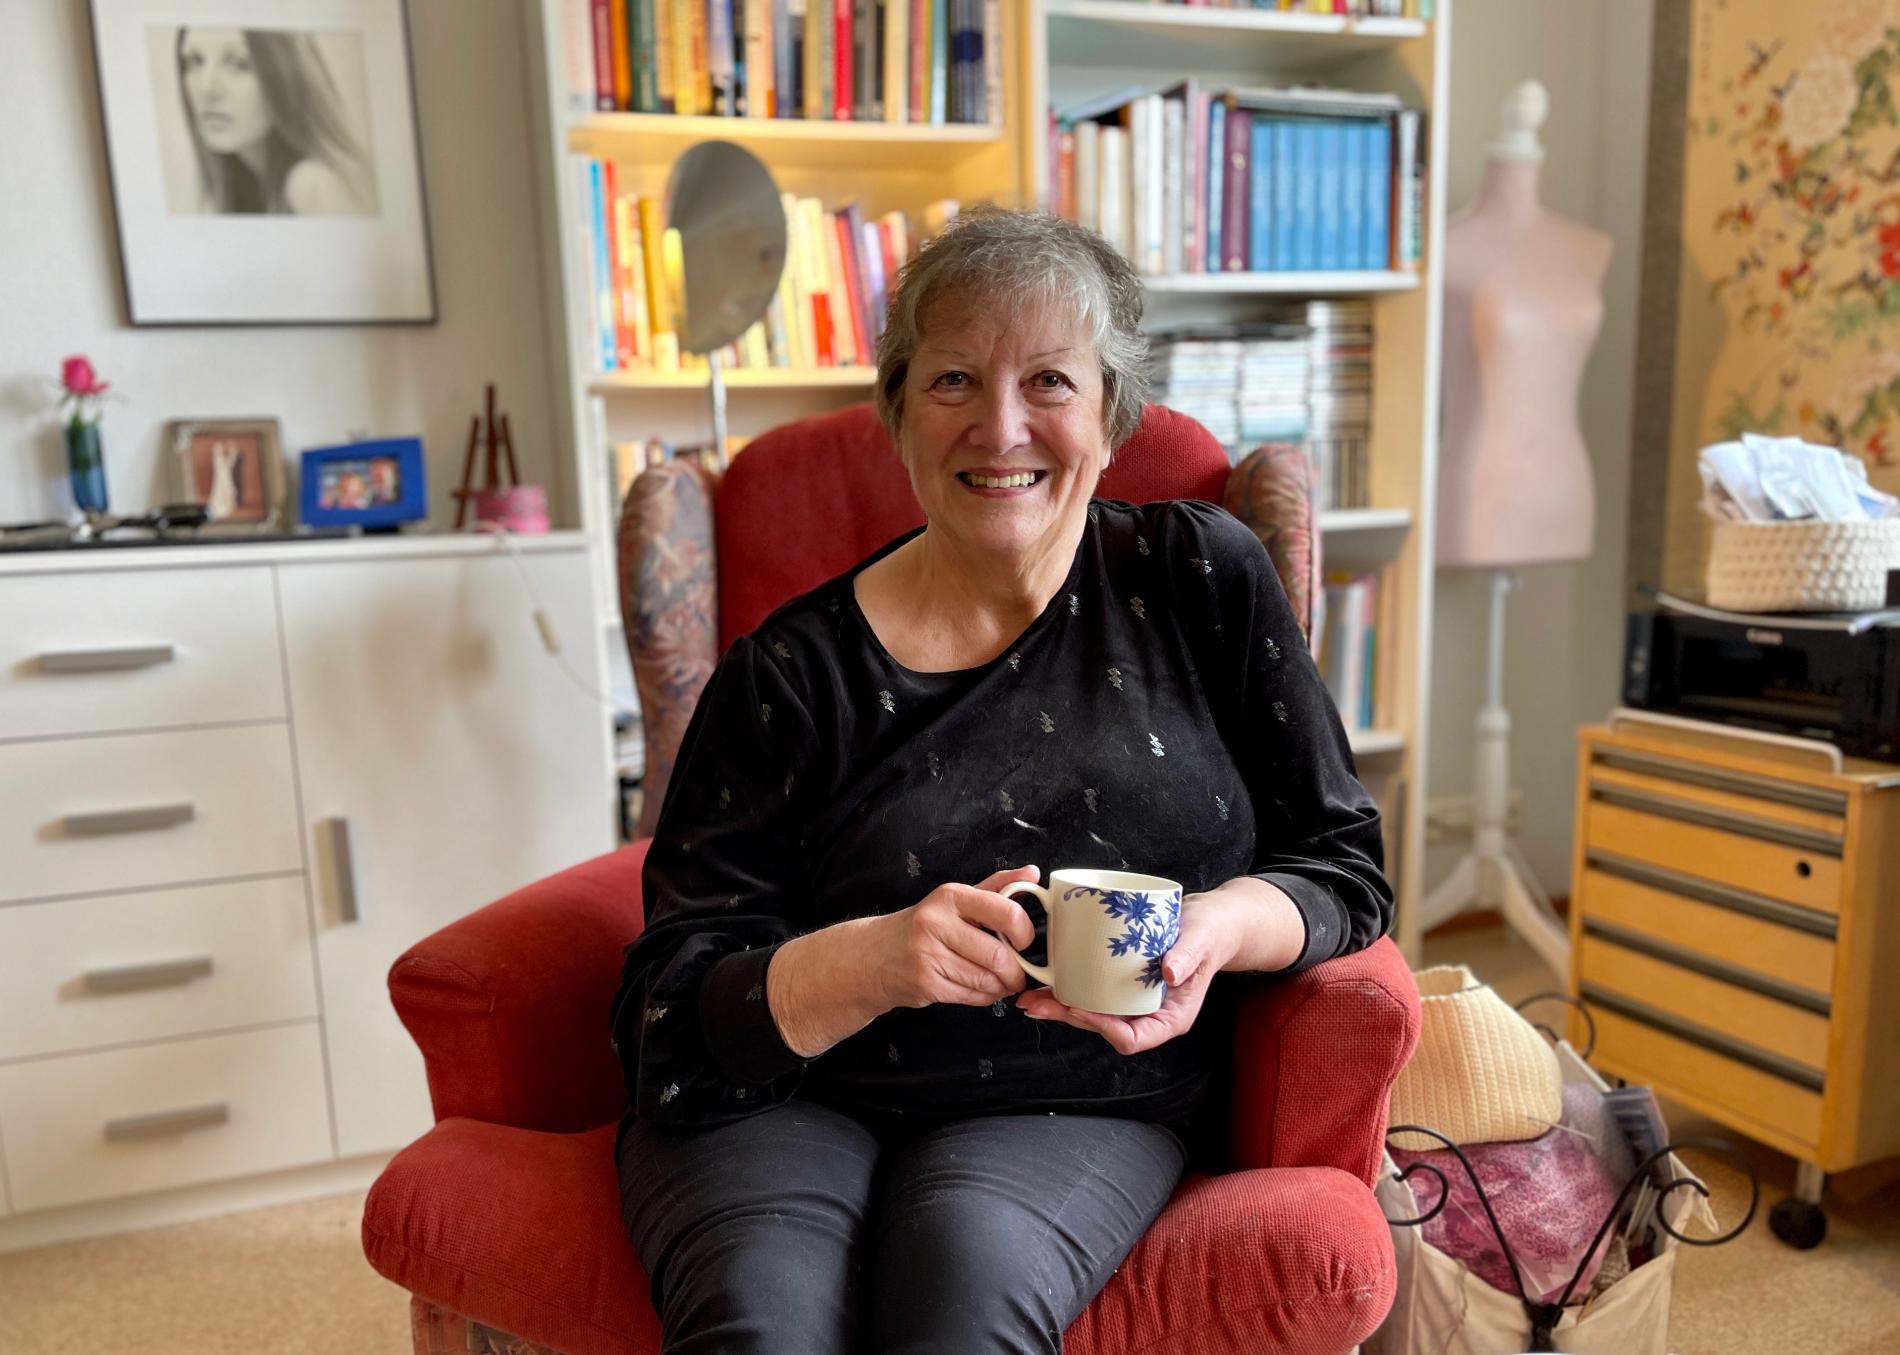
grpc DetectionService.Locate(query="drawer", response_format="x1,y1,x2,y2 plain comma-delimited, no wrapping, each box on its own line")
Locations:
1578,863,1836,996
1584,796,1841,915
0,725,303,905
1578,931,1830,1072
0,1023,333,1214
0,877,318,1062
0,566,284,741
1583,994,1824,1150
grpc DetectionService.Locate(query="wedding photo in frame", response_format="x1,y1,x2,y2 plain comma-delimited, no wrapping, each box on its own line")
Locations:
87,0,437,325
165,417,287,530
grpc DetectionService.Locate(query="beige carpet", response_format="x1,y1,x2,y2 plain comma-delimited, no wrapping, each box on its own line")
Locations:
1,922,1895,1354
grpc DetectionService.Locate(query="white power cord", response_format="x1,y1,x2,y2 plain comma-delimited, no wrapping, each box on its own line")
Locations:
470,520,622,710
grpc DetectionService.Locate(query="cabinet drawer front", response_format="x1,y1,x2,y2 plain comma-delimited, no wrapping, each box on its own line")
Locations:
1579,932,1830,1072
0,726,302,905
1586,799,1841,915
1585,998,1824,1150
0,568,284,741
1579,866,1836,996
0,1023,332,1214
0,878,318,1062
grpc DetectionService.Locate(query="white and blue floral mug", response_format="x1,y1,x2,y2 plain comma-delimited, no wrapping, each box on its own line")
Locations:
999,868,1184,1016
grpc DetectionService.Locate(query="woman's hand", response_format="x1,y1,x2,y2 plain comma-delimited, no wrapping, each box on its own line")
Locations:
869,865,1042,1010
767,865,1041,1059
1015,879,1303,1055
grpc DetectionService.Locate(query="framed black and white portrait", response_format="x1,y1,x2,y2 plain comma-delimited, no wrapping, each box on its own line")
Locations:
88,0,436,325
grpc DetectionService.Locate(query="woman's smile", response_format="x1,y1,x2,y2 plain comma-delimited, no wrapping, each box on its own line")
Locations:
955,467,1050,494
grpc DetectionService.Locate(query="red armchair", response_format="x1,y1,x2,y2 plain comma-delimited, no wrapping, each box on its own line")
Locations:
362,404,1420,1355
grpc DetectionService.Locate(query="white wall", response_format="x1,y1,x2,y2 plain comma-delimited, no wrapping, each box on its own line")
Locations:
1426,0,1655,901
0,0,556,533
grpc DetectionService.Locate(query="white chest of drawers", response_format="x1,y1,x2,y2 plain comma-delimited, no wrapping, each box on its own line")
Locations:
0,535,615,1248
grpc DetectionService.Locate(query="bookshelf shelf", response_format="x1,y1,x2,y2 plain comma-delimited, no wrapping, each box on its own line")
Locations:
1348,728,1407,758
589,366,878,393
1045,1,1426,44
1145,271,1420,296
566,114,1006,172
1043,1,1428,74
1321,506,1414,534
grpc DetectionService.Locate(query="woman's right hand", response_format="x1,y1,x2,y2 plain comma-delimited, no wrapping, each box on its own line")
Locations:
870,865,1042,1010
767,865,1041,1059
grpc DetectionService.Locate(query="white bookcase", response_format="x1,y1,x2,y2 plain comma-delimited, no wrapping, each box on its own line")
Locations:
520,0,1447,954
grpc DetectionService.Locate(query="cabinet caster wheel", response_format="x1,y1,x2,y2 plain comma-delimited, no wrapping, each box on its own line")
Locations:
1769,1196,1826,1249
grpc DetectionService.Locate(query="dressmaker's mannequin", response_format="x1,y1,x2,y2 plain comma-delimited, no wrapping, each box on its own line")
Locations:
1438,80,1610,567
1423,81,1610,978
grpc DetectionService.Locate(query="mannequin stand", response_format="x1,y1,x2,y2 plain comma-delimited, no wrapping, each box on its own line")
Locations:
1420,571,1572,979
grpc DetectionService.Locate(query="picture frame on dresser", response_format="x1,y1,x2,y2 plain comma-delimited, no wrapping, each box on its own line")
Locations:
164,417,286,530
86,0,437,326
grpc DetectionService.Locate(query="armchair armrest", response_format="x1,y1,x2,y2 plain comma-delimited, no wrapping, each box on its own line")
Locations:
619,460,721,839
387,842,651,1133
1229,936,1420,1185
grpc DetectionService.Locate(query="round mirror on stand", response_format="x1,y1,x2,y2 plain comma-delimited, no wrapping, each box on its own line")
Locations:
662,142,788,460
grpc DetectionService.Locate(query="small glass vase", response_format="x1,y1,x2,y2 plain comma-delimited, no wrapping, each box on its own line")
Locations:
65,419,109,517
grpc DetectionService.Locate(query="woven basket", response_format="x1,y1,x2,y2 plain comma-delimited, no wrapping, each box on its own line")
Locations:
1387,965,1561,1151
1706,519,1900,613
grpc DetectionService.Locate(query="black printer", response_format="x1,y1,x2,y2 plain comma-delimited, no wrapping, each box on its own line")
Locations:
1624,595,1900,760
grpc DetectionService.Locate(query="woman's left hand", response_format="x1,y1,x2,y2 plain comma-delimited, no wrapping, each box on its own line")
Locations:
1014,890,1244,1055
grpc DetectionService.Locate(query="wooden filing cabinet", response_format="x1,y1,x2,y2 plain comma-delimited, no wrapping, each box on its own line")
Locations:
1569,721,1900,1237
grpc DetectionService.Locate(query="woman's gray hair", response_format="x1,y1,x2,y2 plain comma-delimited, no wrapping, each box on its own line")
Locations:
873,207,1150,450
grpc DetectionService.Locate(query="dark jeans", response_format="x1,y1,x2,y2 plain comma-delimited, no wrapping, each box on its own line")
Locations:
617,1100,1187,1355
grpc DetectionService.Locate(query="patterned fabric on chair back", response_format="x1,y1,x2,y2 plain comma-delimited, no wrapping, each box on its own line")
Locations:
714,402,1234,649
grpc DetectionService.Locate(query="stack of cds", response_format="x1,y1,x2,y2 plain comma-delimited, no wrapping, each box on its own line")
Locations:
1148,323,1312,462
1147,329,1243,451
1239,324,1312,448
1267,299,1374,509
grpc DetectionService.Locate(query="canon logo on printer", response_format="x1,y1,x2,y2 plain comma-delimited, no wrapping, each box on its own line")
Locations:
1745,627,1785,646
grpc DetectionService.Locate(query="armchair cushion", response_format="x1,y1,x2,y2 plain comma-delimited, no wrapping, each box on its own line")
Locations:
363,1119,1394,1355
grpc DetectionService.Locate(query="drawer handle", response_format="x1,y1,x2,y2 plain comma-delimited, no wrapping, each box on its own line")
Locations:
37,644,176,674
1591,785,1843,854
1581,985,1826,1092
323,816,362,924
103,1101,230,1143
1586,852,1838,939
81,956,215,994
62,803,197,836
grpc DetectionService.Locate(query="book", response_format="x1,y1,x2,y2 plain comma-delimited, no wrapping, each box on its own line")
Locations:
629,0,659,110
1220,108,1250,272
608,0,631,108
591,0,615,110
1205,100,1224,274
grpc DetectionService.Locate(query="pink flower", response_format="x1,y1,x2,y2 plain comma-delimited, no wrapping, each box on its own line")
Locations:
60,355,108,397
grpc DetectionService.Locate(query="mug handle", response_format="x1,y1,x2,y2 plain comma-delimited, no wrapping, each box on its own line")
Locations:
998,880,1057,986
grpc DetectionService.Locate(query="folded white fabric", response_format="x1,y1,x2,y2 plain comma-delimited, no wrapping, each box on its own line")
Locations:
1388,965,1563,1150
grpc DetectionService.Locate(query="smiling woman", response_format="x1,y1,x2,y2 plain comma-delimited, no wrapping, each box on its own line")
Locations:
608,207,1395,1353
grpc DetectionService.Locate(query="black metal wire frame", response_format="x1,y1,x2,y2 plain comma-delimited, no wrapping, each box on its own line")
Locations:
1383,1125,1759,1351
1513,990,1598,1059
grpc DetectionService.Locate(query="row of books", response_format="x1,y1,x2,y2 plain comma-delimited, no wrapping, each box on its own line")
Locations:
563,0,1000,124
577,155,953,374
1314,570,1380,732
1049,83,1425,276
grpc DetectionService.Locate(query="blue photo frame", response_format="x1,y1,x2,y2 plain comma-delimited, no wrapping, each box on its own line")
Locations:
300,437,427,529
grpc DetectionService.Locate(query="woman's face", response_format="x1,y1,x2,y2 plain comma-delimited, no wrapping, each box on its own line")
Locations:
180,29,272,156
899,296,1108,564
